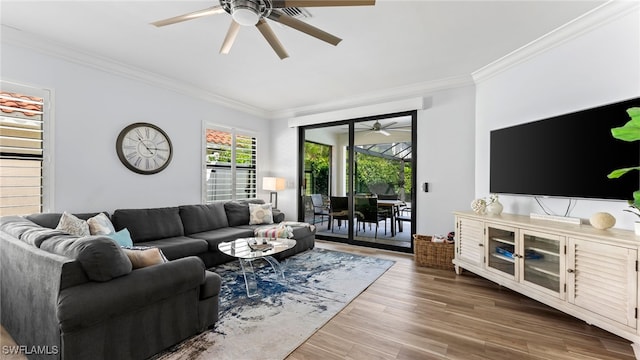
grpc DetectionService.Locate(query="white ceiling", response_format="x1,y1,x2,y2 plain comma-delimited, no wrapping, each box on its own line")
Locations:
1,0,606,118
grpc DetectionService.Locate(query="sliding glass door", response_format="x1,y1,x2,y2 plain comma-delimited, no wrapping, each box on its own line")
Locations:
298,111,416,253
301,123,351,241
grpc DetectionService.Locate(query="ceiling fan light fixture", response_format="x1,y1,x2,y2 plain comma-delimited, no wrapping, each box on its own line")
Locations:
231,0,262,26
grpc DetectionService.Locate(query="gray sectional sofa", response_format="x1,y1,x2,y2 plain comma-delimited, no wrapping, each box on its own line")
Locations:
0,199,315,360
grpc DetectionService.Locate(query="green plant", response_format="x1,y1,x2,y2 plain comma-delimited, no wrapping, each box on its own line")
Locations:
607,107,640,217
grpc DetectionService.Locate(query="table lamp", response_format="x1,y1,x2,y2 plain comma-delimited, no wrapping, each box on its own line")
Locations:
262,177,286,209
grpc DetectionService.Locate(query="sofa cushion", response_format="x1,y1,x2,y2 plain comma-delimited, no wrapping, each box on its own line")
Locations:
223,199,267,227
179,203,229,235
133,236,208,261
111,207,184,243
224,201,250,226
188,227,255,251
26,212,108,229
39,235,132,282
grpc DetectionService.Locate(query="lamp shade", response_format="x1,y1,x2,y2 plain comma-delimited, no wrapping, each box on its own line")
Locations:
262,177,286,192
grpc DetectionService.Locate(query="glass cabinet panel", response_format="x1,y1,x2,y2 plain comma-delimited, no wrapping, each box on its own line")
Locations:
487,225,516,277
522,232,562,293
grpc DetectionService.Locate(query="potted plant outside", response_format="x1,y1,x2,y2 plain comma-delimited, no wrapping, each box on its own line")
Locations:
607,107,640,233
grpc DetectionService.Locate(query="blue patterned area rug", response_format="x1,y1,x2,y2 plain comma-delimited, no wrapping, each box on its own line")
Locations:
153,248,394,360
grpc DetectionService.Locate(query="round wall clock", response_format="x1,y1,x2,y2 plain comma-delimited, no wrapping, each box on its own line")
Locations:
116,122,173,175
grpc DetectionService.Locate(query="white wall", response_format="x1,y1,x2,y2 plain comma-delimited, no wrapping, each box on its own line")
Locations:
475,6,640,229
416,85,476,235
2,43,270,213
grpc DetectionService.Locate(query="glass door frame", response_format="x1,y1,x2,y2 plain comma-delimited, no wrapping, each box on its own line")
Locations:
297,110,417,254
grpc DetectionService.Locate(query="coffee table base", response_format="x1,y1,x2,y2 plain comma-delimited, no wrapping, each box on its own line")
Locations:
238,255,286,297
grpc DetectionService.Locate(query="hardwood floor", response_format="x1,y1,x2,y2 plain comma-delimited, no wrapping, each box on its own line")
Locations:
287,240,635,360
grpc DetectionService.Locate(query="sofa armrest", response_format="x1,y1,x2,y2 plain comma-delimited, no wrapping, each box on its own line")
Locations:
272,209,285,223
57,256,206,332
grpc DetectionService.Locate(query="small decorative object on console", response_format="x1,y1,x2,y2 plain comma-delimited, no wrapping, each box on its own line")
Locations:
486,194,503,215
589,212,616,230
471,198,487,214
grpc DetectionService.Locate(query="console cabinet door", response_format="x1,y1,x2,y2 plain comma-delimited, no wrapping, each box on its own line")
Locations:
567,238,638,328
456,216,484,267
486,224,517,280
520,230,565,299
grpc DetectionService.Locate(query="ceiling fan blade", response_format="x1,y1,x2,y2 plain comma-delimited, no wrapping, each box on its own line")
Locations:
381,121,398,130
220,21,241,55
272,0,375,7
379,130,390,136
268,10,341,46
151,5,225,27
256,19,289,59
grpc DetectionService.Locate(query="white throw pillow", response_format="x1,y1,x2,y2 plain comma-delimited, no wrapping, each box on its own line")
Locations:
87,213,116,235
55,211,90,236
249,203,274,225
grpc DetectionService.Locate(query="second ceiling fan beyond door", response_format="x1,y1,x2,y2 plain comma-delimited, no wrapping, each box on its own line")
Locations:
151,0,375,59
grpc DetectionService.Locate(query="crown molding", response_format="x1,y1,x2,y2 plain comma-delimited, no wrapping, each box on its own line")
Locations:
472,0,640,84
269,74,474,120
1,25,271,119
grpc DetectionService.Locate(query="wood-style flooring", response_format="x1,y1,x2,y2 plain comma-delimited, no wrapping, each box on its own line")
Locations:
287,240,635,360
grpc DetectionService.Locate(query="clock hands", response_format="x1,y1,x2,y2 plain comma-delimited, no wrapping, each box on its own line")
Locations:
136,135,156,156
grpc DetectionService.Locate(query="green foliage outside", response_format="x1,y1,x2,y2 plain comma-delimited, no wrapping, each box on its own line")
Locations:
355,153,402,194
305,142,331,195
305,141,413,199
207,135,255,166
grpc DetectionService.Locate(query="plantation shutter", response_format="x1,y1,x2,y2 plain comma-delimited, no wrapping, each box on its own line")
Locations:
0,88,45,216
205,127,257,202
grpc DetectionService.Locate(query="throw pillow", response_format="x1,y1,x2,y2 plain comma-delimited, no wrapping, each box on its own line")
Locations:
55,212,90,236
107,228,134,247
87,213,116,235
122,246,168,269
249,203,273,225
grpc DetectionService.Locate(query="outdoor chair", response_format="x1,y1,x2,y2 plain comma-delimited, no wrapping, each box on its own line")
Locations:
329,196,349,232
355,195,387,238
311,194,330,225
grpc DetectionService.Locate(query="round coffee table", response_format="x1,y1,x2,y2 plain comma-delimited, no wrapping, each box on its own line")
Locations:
218,237,296,297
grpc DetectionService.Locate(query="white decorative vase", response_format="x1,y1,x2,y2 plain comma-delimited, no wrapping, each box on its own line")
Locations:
486,199,503,216
635,222,640,236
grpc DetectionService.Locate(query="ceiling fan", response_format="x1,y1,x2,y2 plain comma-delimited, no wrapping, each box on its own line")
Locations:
357,121,399,136
150,0,375,60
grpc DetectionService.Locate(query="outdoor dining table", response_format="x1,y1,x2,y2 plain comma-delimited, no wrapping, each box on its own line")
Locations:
376,199,404,237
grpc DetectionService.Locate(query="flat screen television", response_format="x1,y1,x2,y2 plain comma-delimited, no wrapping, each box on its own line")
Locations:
490,97,640,201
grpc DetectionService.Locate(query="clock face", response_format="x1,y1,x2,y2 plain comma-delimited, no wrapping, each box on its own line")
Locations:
116,122,173,175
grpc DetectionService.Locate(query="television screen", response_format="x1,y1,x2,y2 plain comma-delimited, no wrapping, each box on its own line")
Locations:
490,97,640,200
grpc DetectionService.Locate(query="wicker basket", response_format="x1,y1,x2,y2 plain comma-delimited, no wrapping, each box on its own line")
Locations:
413,234,455,270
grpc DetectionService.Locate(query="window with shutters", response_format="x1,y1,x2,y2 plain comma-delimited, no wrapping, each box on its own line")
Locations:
0,83,50,216
204,126,257,202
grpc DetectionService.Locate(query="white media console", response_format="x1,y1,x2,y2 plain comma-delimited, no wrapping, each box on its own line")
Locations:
453,211,640,357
